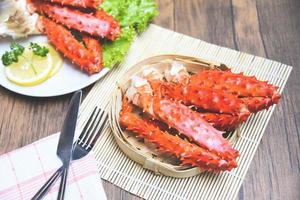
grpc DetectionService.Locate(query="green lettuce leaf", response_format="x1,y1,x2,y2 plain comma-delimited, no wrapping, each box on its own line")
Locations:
100,0,159,33
100,0,158,67
102,27,135,67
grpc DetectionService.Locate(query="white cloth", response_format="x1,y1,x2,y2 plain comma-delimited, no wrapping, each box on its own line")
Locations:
0,133,107,200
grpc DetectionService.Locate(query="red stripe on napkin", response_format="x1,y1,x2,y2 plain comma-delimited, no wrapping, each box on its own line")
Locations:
0,133,107,200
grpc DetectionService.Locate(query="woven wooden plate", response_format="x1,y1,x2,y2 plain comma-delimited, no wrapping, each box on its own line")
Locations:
109,55,240,178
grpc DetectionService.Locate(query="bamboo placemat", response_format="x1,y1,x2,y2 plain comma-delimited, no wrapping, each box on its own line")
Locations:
76,24,292,200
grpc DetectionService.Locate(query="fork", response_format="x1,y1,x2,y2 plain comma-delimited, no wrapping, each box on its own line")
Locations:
32,107,107,200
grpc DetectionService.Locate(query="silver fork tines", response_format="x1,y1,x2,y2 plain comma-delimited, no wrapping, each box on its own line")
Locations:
77,107,107,150
32,107,108,200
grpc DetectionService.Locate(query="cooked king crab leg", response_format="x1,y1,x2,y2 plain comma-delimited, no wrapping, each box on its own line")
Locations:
241,97,275,113
40,16,102,74
160,82,250,120
164,62,281,114
119,98,238,172
189,69,281,107
42,0,102,9
160,64,250,120
143,66,245,131
198,113,240,132
29,0,121,40
125,74,239,161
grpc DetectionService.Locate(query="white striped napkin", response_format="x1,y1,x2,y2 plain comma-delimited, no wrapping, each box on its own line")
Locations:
0,133,107,200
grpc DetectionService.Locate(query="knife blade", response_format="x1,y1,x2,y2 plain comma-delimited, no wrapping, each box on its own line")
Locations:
31,90,82,200
56,90,81,200
57,90,82,166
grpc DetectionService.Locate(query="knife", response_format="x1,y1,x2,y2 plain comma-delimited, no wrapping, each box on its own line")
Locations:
56,90,82,200
31,90,82,200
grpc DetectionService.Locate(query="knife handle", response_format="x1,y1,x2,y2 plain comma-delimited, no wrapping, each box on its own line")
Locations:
31,166,63,200
57,167,69,200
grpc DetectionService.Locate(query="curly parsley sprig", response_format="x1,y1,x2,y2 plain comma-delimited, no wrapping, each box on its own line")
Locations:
2,42,25,66
1,42,49,67
29,42,49,57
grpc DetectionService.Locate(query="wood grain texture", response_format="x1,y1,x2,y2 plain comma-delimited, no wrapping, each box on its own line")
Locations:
0,0,299,200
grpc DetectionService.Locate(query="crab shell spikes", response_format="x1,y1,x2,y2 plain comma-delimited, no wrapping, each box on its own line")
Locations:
31,0,121,40
40,16,102,74
190,69,280,100
119,98,238,172
125,75,239,161
46,0,101,9
160,82,250,121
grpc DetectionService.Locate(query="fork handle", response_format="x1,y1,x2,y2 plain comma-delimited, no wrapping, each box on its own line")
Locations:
57,167,69,200
31,166,63,200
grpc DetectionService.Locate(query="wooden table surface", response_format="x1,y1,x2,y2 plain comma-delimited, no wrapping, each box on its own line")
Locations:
1,0,299,199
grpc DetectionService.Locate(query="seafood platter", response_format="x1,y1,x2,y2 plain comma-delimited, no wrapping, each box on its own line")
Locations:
0,0,157,96
110,55,281,177
1,0,282,177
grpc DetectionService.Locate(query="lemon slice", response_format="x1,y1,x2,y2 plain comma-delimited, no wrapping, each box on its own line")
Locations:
45,44,63,77
5,48,53,86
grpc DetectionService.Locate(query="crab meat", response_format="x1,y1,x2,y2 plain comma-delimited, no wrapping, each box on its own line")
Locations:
30,0,121,40
40,16,102,74
125,74,239,161
120,98,238,172
43,0,101,9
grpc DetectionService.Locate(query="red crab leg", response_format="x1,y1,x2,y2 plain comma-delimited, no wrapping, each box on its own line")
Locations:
127,73,240,161
82,35,103,72
160,82,250,121
94,10,122,41
241,97,275,113
43,0,102,9
119,98,237,172
159,66,244,131
163,64,280,113
190,69,281,101
31,0,121,40
161,82,243,131
126,77,239,161
153,96,240,161
40,16,102,74
199,113,241,132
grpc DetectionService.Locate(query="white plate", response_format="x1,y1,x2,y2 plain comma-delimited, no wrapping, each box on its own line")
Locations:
0,35,110,97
